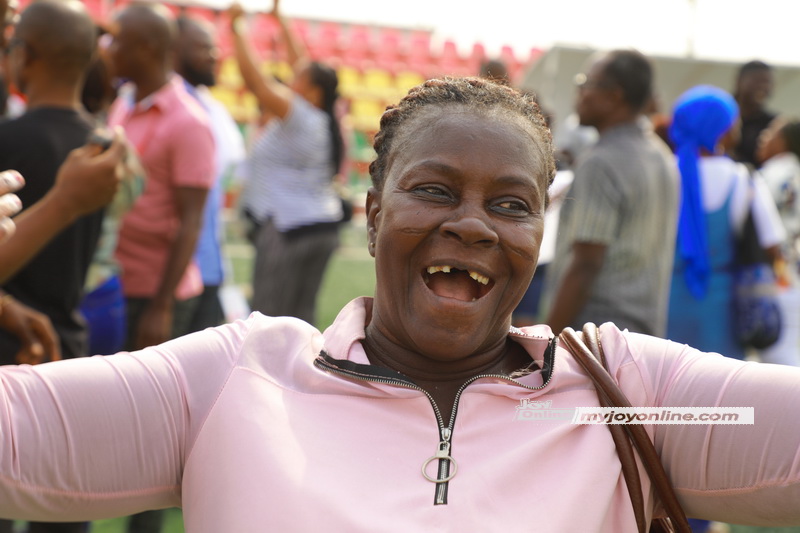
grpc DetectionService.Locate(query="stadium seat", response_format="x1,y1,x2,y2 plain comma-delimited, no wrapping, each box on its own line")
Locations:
337,66,363,98
395,70,425,92
218,58,243,88
344,24,373,67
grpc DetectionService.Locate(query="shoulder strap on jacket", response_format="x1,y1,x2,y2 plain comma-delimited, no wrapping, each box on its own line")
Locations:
558,323,690,533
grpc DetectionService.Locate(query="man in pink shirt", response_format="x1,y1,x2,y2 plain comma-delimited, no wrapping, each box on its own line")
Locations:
107,3,214,352
106,5,214,531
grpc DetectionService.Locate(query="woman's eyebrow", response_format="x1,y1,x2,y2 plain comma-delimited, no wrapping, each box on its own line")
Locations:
403,161,536,184
403,160,462,178
491,175,540,190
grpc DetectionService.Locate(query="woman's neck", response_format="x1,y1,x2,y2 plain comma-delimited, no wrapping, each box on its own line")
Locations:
361,328,531,425
361,325,511,384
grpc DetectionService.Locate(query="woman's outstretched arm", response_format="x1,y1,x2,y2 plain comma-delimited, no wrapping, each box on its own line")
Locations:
228,2,293,120
603,324,800,526
0,317,250,522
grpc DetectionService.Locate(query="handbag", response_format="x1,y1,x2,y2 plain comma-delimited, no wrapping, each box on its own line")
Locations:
559,324,691,533
733,177,782,349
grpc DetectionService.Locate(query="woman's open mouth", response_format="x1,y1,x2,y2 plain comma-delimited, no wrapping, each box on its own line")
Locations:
422,265,495,302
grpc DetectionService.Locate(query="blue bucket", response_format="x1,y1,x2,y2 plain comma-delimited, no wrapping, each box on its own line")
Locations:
80,274,127,355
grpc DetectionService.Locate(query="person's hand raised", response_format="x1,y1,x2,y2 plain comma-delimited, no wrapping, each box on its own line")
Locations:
51,127,127,220
227,2,245,24
0,170,23,244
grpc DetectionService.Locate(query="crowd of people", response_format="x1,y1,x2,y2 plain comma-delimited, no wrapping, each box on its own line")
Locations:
0,0,798,532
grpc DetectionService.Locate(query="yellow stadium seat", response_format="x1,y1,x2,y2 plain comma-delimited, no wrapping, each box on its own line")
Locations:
209,87,239,112
395,71,425,92
364,68,393,90
218,58,242,88
337,66,363,98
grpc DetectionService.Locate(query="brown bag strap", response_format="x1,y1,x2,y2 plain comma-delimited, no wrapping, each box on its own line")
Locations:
559,324,691,533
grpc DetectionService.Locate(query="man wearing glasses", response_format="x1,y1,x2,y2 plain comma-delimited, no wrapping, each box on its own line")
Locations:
544,49,679,338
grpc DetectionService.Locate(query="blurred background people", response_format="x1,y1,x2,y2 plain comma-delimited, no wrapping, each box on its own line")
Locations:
544,49,678,337
756,117,800,366
106,2,214,352
230,0,344,326
105,3,216,532
0,2,118,532
78,43,146,357
176,14,245,332
0,0,102,365
732,60,777,169
0,140,126,364
666,85,783,368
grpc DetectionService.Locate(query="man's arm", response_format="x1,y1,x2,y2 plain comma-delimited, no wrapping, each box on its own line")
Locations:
133,186,208,350
546,242,607,334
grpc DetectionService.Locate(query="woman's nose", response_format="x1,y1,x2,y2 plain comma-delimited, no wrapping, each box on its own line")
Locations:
439,210,499,247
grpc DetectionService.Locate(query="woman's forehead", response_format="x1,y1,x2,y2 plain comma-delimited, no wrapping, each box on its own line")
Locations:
386,109,547,183
396,105,540,148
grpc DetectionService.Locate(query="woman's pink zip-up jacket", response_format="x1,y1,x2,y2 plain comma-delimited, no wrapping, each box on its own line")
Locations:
1,297,799,531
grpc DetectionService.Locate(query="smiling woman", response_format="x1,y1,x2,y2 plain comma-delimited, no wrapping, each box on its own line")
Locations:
0,78,799,532
361,78,553,420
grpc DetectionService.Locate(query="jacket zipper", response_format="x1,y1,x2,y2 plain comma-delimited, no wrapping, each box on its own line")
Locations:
314,337,557,506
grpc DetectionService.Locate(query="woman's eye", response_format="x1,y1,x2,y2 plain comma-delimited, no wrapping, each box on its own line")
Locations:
494,199,531,214
414,186,450,198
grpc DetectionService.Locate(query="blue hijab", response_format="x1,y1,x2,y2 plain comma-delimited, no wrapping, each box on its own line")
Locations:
669,85,739,299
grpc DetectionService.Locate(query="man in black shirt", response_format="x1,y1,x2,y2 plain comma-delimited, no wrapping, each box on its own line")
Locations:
0,0,103,533
0,0,122,533
733,60,777,169
0,3,102,531
0,0,102,369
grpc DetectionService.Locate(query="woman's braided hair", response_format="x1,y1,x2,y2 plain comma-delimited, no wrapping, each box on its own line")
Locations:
368,77,556,196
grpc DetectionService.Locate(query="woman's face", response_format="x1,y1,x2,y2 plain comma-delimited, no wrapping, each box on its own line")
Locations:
291,66,322,109
366,108,547,361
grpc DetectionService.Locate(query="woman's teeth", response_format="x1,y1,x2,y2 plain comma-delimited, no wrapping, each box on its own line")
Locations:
426,265,490,285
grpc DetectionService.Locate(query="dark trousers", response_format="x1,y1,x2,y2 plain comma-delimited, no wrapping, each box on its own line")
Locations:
186,285,224,333
251,220,340,326
123,295,200,352
126,510,165,533
0,520,88,533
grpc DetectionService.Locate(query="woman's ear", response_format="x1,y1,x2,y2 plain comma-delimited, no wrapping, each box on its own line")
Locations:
366,186,381,258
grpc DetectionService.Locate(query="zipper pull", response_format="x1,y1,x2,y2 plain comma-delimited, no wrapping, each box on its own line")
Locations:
421,427,458,483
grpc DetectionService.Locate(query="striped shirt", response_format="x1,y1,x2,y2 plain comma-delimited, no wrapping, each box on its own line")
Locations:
242,96,342,232
545,122,679,337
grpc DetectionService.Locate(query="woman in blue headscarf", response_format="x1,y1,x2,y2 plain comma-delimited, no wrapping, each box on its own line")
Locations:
667,85,784,361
